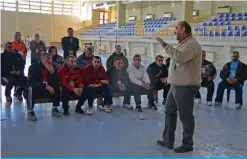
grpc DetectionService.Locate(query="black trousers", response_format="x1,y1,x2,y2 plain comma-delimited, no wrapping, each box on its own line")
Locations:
85,84,113,108
149,82,170,104
129,83,149,105
195,80,214,102
109,85,131,105
1,75,27,97
24,85,60,110
61,87,86,109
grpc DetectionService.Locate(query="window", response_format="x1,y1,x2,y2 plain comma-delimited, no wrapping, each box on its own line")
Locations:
2,0,16,11
99,11,108,24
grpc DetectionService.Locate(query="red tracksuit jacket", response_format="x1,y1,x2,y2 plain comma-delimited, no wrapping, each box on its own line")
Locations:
58,65,84,91
12,40,27,60
83,64,108,86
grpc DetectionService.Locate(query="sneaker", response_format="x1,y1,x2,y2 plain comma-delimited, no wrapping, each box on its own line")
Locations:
16,95,23,102
52,108,63,117
6,96,12,103
174,146,193,153
136,105,143,112
197,98,201,104
108,104,114,111
207,101,212,106
75,106,85,114
28,110,37,121
123,104,133,109
236,103,242,110
148,103,158,110
104,105,112,113
87,107,94,115
214,102,222,107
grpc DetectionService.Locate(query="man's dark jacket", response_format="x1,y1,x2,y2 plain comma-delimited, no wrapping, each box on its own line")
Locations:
61,36,79,59
107,66,130,90
220,61,247,84
201,59,217,80
1,51,22,77
25,62,60,90
147,62,168,84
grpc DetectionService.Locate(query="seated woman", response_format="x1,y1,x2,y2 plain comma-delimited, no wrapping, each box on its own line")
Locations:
48,46,64,71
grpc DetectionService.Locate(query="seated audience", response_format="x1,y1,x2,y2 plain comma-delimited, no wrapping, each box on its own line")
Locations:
1,42,27,102
24,53,62,121
30,33,47,64
76,47,93,69
215,51,247,110
83,56,113,113
58,55,85,116
147,55,169,105
106,45,129,70
195,51,216,106
107,58,132,109
127,55,153,112
49,46,64,71
12,31,27,75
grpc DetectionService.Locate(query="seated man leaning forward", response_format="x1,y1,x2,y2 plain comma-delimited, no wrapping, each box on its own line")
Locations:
147,55,169,105
107,57,132,109
58,55,86,116
195,50,216,106
127,54,153,112
215,51,247,110
83,56,113,114
24,53,62,121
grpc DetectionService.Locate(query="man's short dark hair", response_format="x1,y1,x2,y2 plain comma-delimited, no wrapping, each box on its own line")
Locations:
66,55,76,61
114,57,122,62
133,54,141,60
41,52,52,59
155,55,164,61
86,47,93,53
93,56,101,61
67,27,73,31
232,51,239,56
179,21,192,34
115,45,121,48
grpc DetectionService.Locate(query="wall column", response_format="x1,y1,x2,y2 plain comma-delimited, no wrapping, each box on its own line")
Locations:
150,42,155,58
116,1,126,28
181,1,194,22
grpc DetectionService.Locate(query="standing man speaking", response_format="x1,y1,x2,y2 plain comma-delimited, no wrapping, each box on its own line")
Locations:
156,21,201,153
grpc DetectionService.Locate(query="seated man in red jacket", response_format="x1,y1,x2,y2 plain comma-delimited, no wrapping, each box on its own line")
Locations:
58,55,86,116
83,56,113,114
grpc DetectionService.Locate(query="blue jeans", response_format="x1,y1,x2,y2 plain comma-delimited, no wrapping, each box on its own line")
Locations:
215,80,243,105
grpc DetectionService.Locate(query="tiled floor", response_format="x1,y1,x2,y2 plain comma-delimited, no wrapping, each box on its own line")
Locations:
1,50,247,157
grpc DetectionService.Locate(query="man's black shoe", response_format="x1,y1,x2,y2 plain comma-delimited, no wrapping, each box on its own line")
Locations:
157,140,173,149
174,146,193,153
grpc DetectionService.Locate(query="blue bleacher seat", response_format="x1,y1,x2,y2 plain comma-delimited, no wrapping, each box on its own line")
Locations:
215,31,220,36
224,17,230,21
244,12,247,16
203,23,208,26
237,17,243,21
209,31,214,36
226,22,231,25
231,13,237,17
225,14,230,17
243,31,247,36
231,17,236,21
220,22,225,25
209,22,213,26
214,22,219,26
235,26,240,30
242,26,247,31
235,31,241,36
227,25,233,31
213,18,218,22
244,17,247,21
219,14,224,18
221,31,227,36
228,31,233,36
